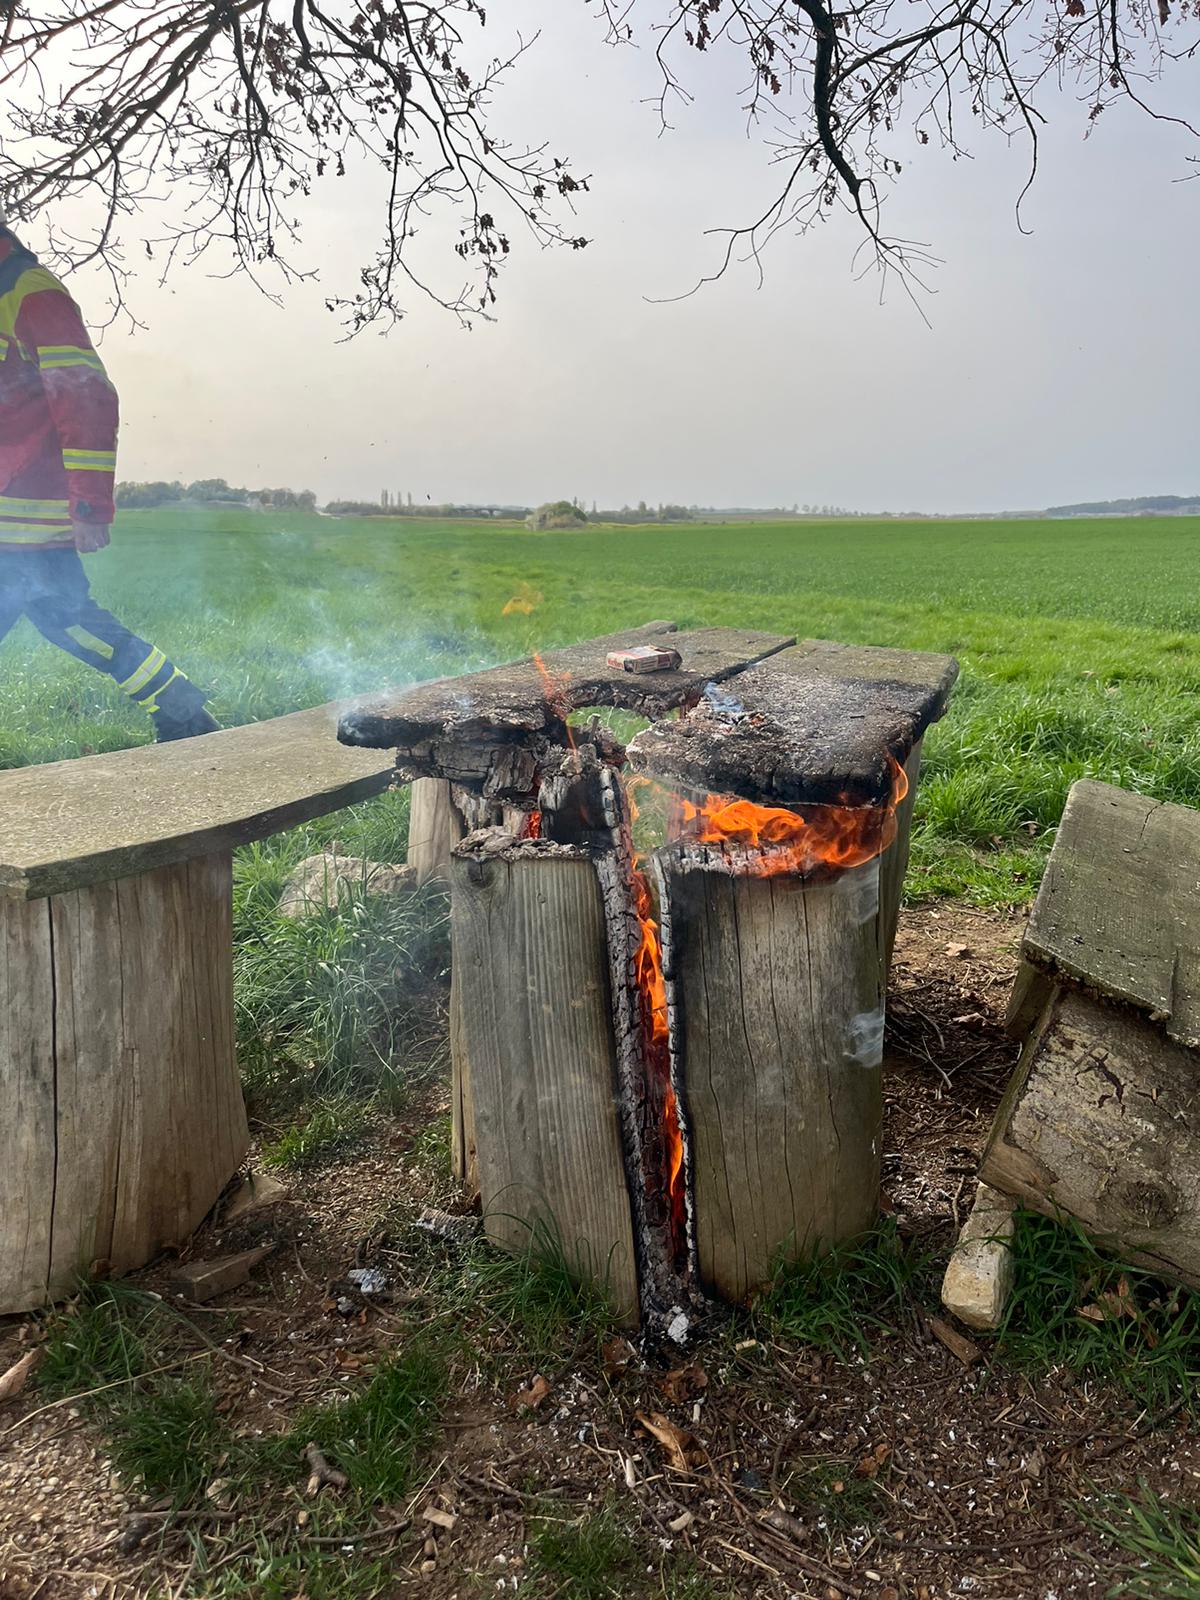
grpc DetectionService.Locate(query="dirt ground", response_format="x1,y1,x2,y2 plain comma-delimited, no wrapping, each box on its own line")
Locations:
2,904,1198,1600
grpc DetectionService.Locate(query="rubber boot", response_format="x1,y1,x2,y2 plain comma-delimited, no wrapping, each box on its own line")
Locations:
150,671,221,742
154,705,221,742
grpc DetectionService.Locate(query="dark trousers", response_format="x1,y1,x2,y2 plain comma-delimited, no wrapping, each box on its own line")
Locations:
0,548,205,721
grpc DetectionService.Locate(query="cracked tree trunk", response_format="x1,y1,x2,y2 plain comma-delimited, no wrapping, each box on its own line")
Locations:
656,849,886,1304
0,853,248,1313
982,984,1200,1288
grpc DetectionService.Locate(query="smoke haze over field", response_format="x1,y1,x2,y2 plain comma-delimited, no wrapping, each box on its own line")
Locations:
30,0,1200,516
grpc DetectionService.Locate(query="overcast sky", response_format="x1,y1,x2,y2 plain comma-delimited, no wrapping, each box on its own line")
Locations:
37,0,1200,514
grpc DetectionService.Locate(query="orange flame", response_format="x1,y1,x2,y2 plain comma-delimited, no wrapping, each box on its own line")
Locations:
672,758,909,878
632,868,686,1247
532,651,576,753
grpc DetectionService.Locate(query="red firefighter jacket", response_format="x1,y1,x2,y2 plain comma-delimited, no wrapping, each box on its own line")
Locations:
0,230,118,549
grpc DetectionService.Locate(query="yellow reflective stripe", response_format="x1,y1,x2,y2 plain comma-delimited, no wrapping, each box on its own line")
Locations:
0,527,71,543
62,451,116,474
39,348,106,373
0,495,70,518
120,647,166,696
0,267,69,337
66,625,115,661
140,667,184,714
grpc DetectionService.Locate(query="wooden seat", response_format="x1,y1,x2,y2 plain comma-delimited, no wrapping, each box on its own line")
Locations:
984,779,1200,1288
0,706,394,1312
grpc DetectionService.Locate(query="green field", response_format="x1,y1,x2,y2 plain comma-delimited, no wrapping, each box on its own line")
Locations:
4,507,1199,910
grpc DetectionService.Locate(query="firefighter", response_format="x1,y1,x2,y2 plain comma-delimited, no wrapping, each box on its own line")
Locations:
0,214,219,740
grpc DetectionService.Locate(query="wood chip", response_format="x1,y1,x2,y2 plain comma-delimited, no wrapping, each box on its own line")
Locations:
421,1508,458,1530
928,1315,983,1366
168,1244,275,1304
0,1349,40,1404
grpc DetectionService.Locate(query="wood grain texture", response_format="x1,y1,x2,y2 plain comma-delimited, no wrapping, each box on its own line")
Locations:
660,853,885,1303
337,624,795,764
0,853,248,1312
407,778,467,886
448,959,480,1201
982,986,1200,1288
629,639,957,808
449,841,639,1322
1021,779,1200,1048
0,703,394,901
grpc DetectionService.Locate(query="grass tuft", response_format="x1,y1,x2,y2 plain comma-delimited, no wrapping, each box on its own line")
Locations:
454,1224,621,1364
110,1378,226,1502
755,1219,934,1361
233,826,449,1115
531,1504,644,1599
1085,1486,1200,1599
37,1281,163,1399
260,1099,370,1171
997,1212,1200,1412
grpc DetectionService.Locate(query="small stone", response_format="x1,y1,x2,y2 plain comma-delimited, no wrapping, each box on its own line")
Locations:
279,852,416,919
941,1184,1017,1331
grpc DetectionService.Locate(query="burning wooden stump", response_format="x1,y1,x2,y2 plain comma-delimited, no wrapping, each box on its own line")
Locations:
339,627,958,1326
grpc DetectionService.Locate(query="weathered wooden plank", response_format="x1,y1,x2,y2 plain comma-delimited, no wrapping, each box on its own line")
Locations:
1021,779,1200,1049
658,851,885,1304
628,639,958,808
982,985,1200,1289
0,853,248,1312
0,896,57,1311
336,625,796,775
449,839,639,1322
0,703,396,901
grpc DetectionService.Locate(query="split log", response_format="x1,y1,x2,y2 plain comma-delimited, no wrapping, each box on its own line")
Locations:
0,852,248,1312
982,987,1200,1288
449,834,639,1322
628,639,957,809
448,959,479,1200
656,848,886,1303
983,780,1200,1288
407,778,466,886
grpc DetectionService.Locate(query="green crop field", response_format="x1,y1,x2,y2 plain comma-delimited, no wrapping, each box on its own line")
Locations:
4,506,1200,913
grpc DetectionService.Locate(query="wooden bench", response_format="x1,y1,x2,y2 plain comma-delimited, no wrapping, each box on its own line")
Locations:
983,779,1200,1288
0,706,394,1312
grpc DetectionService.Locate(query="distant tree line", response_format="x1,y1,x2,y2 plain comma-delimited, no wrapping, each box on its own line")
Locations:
115,477,316,510
1045,495,1200,519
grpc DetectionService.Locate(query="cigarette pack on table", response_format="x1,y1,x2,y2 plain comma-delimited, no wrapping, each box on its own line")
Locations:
606,645,683,674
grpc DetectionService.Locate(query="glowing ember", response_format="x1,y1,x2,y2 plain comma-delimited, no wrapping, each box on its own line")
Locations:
520,809,542,840
672,758,910,877
632,868,687,1249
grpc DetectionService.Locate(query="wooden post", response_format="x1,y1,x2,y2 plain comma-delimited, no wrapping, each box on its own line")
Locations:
0,852,248,1313
449,835,639,1322
657,850,885,1304
407,778,466,886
